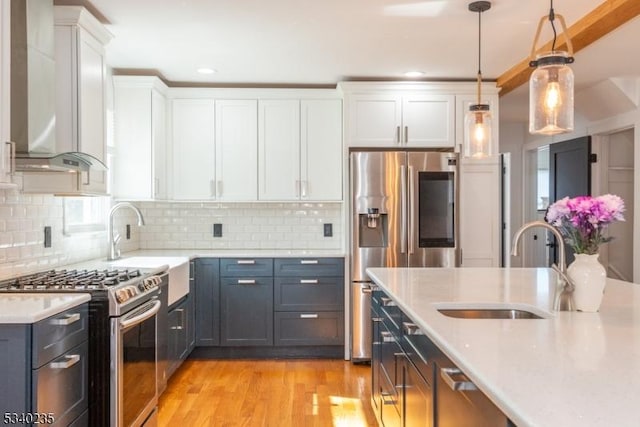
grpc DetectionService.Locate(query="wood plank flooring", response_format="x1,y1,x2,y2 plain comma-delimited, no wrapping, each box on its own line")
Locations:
158,359,377,427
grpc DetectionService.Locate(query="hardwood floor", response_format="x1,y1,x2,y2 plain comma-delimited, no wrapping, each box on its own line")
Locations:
158,358,377,427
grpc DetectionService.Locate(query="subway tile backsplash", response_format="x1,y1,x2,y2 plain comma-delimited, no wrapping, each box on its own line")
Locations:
135,201,344,250
0,187,344,279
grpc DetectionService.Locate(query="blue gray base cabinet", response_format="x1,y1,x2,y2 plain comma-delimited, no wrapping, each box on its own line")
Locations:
370,286,513,427
193,257,345,357
0,304,89,427
194,258,220,346
166,262,196,379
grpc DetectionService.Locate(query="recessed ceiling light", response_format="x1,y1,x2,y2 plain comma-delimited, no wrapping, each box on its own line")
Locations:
197,68,217,75
404,71,425,78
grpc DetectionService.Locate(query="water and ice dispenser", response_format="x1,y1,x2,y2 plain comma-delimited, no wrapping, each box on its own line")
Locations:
358,208,388,248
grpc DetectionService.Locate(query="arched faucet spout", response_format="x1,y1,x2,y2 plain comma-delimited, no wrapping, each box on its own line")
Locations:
107,202,145,261
511,220,574,311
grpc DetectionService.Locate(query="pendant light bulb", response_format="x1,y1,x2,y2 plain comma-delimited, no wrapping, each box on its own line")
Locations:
528,1,575,135
465,1,492,158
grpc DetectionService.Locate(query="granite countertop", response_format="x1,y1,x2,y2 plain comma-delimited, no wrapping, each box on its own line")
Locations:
0,293,91,324
121,249,346,259
366,267,640,427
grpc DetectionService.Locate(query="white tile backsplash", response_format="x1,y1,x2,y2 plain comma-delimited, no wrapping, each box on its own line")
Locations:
0,190,344,279
134,201,344,251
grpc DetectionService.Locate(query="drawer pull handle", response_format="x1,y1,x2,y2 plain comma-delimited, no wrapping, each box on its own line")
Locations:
402,322,423,336
237,279,256,285
300,260,318,264
50,313,81,326
300,313,318,319
50,354,80,369
236,260,256,265
381,392,396,405
380,331,395,343
380,297,396,307
300,279,318,284
441,368,478,391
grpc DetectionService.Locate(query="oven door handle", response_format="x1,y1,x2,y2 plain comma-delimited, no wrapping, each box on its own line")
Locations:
120,300,161,330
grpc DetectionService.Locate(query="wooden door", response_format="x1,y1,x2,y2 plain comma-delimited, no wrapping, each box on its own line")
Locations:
549,136,591,265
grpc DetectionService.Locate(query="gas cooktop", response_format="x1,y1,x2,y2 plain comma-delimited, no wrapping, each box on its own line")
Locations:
0,268,145,291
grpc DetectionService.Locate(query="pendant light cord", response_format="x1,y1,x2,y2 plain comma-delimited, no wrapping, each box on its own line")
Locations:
549,0,557,51
476,7,483,105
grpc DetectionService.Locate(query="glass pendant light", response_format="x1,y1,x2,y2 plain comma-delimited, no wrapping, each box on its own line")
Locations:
465,1,492,158
529,0,575,135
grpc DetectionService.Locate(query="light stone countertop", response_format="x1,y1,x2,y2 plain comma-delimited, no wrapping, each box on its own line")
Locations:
0,293,91,324
366,267,640,427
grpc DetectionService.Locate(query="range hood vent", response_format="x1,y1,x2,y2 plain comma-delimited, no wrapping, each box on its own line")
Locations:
15,152,107,173
10,0,108,175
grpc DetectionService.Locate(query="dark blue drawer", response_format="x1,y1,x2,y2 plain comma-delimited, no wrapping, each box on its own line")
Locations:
274,257,344,277
274,311,344,346
219,258,273,277
274,277,343,311
32,303,89,368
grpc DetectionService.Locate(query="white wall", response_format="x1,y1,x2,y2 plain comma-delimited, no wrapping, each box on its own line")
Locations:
501,105,640,280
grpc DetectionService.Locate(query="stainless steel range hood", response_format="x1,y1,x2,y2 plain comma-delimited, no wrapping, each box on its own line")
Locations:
10,0,106,173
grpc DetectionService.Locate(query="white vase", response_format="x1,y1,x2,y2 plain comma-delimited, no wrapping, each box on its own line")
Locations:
567,253,607,312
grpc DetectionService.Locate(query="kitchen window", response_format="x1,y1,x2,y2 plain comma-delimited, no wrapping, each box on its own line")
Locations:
63,197,109,234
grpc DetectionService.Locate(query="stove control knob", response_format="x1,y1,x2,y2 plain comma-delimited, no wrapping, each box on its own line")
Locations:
115,289,128,303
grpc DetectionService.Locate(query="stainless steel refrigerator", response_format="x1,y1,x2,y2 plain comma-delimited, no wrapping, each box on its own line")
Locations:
350,150,460,362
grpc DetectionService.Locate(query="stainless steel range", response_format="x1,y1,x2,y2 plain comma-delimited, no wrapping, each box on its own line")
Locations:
0,267,167,427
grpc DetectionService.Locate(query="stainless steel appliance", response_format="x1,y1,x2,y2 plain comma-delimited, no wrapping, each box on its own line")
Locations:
350,151,459,362
0,267,167,426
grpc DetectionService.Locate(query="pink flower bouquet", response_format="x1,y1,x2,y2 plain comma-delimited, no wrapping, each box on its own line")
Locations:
545,194,625,254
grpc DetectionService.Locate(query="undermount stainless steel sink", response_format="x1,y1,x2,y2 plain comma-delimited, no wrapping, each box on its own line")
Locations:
437,308,544,319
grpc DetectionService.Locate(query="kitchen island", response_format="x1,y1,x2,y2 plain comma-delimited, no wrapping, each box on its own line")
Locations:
366,267,640,427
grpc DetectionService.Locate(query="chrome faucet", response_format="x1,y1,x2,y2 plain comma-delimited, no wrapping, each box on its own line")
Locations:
511,220,574,311
107,202,145,261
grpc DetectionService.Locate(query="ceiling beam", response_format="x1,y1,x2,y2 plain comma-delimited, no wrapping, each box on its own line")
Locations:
496,0,640,96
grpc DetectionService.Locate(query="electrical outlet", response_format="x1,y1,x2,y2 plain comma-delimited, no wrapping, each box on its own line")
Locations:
323,223,333,237
44,226,52,248
213,223,223,237
126,224,131,240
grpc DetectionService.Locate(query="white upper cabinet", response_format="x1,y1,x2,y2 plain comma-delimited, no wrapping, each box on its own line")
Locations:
300,99,342,201
402,95,455,147
258,98,343,201
0,0,15,188
170,98,258,201
112,76,168,200
215,100,258,200
258,100,301,200
54,6,112,194
345,90,454,148
171,99,216,200
347,94,402,147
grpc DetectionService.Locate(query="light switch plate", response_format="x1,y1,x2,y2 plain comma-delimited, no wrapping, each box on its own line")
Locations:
323,223,333,237
213,223,223,237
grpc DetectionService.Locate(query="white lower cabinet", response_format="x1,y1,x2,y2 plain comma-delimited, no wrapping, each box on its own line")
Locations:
113,76,168,200
460,155,502,267
258,98,342,201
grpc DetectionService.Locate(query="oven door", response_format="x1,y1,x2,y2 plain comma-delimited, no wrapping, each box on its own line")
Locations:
111,298,161,427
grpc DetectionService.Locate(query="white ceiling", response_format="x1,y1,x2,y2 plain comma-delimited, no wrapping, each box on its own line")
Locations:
80,0,640,123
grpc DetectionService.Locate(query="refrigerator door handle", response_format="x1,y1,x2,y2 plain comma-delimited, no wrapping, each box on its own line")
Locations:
400,164,407,254
408,165,415,254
